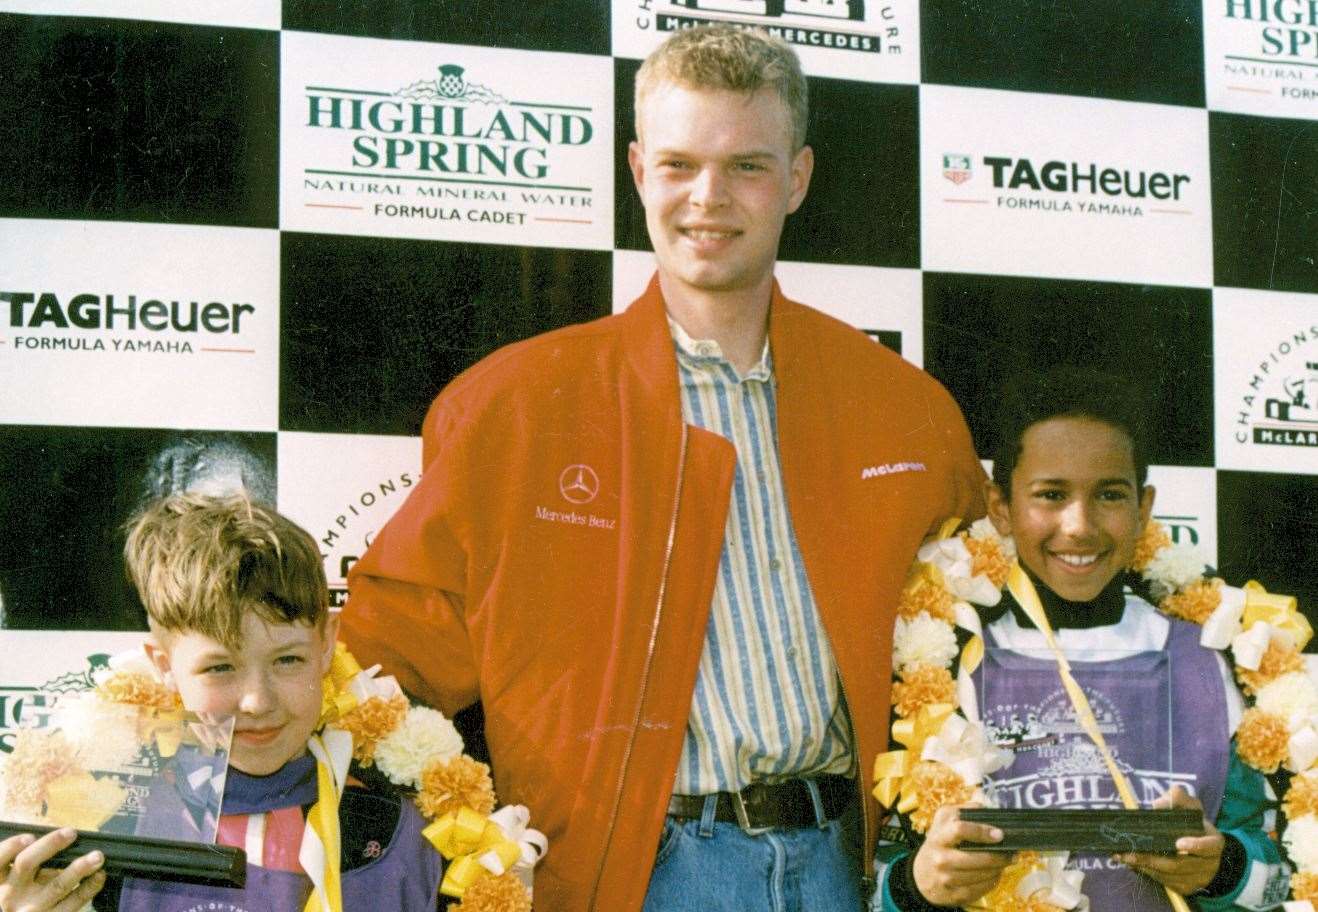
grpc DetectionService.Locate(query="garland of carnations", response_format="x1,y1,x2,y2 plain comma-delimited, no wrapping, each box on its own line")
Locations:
95,643,547,912
873,517,1317,911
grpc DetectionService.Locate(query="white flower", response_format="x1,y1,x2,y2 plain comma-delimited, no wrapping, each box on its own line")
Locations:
1141,543,1208,600
894,612,958,673
918,537,1001,607
1255,672,1318,725
373,705,464,789
53,693,142,771
968,518,1016,561
1283,814,1318,871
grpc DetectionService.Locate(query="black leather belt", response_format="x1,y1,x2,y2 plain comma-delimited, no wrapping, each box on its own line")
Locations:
666,774,855,833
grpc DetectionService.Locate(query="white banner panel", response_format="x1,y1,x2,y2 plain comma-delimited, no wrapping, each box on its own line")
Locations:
1146,464,1219,567
1203,1,1318,120
1214,286,1318,474
276,431,422,606
613,0,920,84
0,219,279,431
0,630,147,753
280,31,614,250
0,0,279,29
920,85,1213,287
611,250,923,365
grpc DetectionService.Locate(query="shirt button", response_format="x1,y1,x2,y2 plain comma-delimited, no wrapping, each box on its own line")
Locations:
695,342,716,357
785,646,798,661
769,558,782,572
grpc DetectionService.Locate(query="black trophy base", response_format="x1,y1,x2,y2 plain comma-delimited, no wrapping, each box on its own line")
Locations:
958,808,1204,854
0,821,245,887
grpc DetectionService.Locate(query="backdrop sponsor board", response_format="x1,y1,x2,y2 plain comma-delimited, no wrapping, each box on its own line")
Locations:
613,0,918,84
1204,0,1318,119
277,431,422,605
612,250,920,362
0,631,148,754
280,29,614,250
1214,286,1318,474
1145,465,1219,566
0,219,279,431
920,85,1213,287
0,0,279,29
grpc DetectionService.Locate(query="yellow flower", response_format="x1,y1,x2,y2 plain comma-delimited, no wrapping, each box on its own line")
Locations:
1236,708,1291,774
416,755,496,820
452,873,531,912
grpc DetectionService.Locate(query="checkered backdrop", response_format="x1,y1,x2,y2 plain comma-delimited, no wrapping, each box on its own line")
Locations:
0,1,1315,646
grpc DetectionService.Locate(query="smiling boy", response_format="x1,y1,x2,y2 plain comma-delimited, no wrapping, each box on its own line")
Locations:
0,494,443,912
875,368,1288,912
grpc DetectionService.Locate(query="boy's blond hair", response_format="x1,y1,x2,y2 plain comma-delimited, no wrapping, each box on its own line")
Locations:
634,24,809,151
124,492,328,650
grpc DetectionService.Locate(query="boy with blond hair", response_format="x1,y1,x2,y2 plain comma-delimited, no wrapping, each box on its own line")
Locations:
0,493,442,912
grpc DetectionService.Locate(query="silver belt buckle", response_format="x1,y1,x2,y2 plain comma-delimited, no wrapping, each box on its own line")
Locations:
730,783,773,836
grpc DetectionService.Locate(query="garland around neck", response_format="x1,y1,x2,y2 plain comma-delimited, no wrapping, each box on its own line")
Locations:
96,643,547,912
875,517,1318,912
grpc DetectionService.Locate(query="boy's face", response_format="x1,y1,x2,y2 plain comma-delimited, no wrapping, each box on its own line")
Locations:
147,612,338,775
628,82,812,302
987,416,1154,603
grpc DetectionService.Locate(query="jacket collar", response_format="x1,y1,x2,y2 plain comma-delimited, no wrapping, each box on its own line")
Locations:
619,272,801,409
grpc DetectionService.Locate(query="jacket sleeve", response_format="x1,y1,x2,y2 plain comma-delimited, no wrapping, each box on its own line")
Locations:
1197,746,1290,911
935,386,988,535
341,401,480,716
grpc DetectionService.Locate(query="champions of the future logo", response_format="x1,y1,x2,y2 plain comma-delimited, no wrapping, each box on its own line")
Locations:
1234,322,1318,449
635,0,900,56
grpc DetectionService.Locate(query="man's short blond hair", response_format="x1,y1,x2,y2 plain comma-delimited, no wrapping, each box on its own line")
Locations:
635,24,809,151
124,492,328,650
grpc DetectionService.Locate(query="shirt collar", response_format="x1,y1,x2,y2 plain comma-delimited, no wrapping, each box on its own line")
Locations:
667,315,772,382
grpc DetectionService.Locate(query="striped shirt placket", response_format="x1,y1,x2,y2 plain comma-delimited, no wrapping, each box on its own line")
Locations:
669,321,854,795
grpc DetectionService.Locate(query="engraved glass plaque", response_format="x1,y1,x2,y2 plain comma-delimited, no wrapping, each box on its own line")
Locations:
0,690,244,885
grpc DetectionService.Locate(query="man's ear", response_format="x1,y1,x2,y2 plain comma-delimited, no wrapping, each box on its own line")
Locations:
628,140,646,201
786,144,814,214
985,479,1012,538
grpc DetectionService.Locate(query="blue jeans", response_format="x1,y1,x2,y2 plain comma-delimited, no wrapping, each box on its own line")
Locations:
642,792,866,912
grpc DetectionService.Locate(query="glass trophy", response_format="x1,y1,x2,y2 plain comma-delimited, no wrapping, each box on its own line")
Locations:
962,646,1202,853
0,690,245,885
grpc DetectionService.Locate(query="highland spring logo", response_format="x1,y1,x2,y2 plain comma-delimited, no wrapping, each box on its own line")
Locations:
635,0,899,56
1211,0,1318,107
1234,324,1318,449
298,62,601,232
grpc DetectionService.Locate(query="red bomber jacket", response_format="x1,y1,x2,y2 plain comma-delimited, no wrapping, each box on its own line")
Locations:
342,276,986,912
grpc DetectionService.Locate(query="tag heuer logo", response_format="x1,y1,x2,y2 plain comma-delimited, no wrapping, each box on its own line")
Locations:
943,153,972,185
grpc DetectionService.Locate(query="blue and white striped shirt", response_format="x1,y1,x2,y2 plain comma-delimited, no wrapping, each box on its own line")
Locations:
669,319,855,795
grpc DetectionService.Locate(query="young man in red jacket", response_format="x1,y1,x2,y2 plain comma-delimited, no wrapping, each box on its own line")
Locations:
342,24,985,912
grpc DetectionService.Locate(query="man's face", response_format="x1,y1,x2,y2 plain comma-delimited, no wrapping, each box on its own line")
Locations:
628,83,812,300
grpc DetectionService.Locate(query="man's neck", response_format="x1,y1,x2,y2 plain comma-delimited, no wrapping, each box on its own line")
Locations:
659,273,773,376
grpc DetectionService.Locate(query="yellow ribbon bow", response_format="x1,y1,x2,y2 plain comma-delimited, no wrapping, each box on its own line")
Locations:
873,702,955,810
1242,580,1312,652
424,807,523,899
318,644,366,727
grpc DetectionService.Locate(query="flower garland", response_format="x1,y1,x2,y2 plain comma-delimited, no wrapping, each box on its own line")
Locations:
96,642,546,912
874,517,1318,911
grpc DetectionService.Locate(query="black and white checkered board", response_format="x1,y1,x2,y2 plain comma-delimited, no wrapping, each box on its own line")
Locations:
0,1,1314,634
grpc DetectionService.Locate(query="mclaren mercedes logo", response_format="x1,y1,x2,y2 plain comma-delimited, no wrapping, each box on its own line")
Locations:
558,464,600,505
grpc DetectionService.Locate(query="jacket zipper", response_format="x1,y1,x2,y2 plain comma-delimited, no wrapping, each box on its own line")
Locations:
836,672,875,900
589,422,689,910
